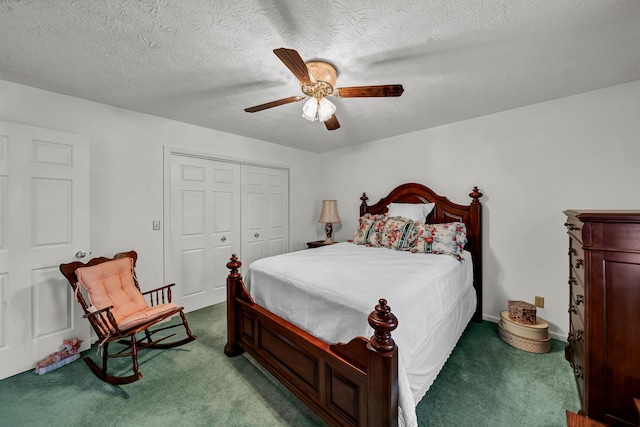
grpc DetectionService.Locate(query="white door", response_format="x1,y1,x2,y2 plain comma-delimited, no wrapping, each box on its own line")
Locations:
0,121,90,380
241,165,289,271
167,155,240,312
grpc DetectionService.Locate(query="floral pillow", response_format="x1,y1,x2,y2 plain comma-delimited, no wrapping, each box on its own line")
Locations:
412,222,467,260
366,215,388,247
379,216,417,249
352,214,387,246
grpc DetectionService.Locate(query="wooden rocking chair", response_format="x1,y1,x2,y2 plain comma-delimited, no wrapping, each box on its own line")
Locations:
59,250,196,385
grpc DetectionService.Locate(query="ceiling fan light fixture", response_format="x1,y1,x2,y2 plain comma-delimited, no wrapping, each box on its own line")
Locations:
302,97,318,121
244,48,403,132
305,61,337,89
317,97,336,122
302,97,336,122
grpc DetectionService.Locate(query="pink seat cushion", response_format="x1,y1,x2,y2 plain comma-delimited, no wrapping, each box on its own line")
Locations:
76,257,156,325
117,303,178,331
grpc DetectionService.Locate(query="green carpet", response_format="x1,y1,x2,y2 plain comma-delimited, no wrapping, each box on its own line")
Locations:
0,304,579,426
418,321,580,426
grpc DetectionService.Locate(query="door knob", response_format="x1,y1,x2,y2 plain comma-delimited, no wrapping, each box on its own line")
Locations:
254,233,260,238
221,236,227,242
75,250,87,259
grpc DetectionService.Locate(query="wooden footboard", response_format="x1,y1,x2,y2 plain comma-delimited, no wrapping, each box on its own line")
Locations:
224,255,399,427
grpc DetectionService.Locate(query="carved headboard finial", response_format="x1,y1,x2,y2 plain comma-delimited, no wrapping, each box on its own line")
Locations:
368,298,398,354
469,186,483,205
360,192,369,206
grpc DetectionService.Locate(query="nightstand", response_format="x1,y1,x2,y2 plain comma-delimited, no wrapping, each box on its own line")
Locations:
306,240,336,249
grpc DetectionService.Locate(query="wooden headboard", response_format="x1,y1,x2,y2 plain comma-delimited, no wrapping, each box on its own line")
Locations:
360,182,483,322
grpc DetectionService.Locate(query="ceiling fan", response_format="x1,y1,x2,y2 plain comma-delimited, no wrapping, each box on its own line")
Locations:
244,48,404,131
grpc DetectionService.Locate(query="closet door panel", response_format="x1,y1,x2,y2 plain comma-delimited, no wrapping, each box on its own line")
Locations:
168,156,240,312
241,165,289,271
166,154,288,311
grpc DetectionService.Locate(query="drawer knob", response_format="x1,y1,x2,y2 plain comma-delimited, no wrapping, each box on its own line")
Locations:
564,222,580,231
575,259,584,268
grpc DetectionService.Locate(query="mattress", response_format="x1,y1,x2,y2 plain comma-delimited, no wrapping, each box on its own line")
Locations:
245,242,476,427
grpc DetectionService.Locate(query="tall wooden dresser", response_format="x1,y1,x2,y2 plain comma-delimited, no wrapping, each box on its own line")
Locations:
564,210,640,427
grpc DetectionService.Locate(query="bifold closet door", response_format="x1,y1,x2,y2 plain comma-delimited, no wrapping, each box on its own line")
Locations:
168,155,240,312
241,165,289,271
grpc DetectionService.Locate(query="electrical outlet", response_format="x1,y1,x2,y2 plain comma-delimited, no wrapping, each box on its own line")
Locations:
534,296,545,308
152,220,161,231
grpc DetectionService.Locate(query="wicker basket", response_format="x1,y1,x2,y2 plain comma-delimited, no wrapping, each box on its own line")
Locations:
498,321,551,354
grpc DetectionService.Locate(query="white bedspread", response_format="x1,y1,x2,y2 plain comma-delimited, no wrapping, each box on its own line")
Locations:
246,242,475,427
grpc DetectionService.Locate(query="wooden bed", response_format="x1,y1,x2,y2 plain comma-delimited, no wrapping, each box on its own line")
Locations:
224,182,483,426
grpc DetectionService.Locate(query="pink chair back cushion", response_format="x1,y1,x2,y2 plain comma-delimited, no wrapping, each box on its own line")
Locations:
76,257,148,324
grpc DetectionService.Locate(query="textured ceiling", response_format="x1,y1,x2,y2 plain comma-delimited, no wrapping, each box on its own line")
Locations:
0,0,639,153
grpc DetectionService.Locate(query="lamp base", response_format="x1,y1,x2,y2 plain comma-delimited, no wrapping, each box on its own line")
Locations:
324,222,334,245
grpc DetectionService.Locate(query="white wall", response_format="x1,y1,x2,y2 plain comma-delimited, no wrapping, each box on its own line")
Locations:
0,80,321,288
3,77,639,340
321,80,640,339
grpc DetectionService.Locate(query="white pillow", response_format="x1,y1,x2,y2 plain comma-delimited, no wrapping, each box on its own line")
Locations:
386,202,435,222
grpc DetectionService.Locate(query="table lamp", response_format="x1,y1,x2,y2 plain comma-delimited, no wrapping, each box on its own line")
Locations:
318,200,341,244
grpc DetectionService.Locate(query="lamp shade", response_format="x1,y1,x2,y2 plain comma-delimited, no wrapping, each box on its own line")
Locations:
302,97,337,122
302,97,318,122
317,98,336,122
318,200,341,224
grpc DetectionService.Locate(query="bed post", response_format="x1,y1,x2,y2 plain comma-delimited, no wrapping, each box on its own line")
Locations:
360,192,369,217
224,254,244,357
367,299,399,427
469,186,483,322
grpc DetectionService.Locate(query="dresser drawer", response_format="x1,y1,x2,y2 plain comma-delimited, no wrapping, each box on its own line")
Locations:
570,292,585,341
568,238,584,263
565,342,585,407
568,305,585,398
568,237,585,312
569,269,585,293
564,214,583,244
570,287,584,310
569,240,585,278
569,345,585,405
569,309,584,349
568,268,584,292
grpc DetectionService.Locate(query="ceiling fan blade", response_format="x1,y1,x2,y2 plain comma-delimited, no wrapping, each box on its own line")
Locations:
334,84,404,98
244,96,304,113
324,114,340,131
273,48,315,85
